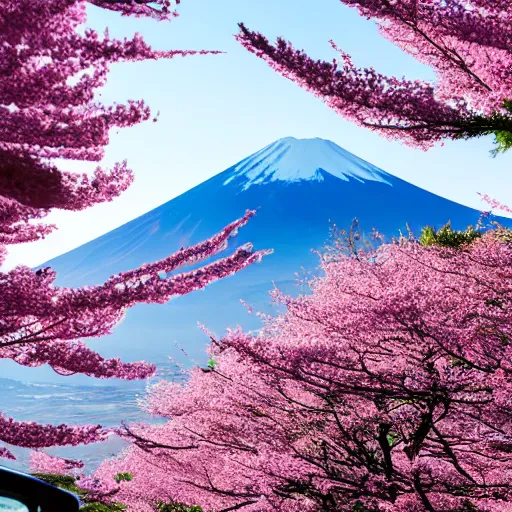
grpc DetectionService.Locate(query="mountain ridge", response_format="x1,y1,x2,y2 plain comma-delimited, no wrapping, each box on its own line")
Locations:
33,136,491,275
3,135,511,469
3,136,508,384
223,137,393,189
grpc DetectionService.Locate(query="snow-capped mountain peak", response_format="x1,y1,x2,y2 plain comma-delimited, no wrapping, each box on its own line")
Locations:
223,137,392,190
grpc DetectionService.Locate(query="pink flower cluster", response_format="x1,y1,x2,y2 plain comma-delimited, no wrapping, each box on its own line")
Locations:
236,0,512,149
0,0,220,263
0,0,269,459
0,446,16,460
0,414,110,450
0,210,270,455
95,229,512,511
30,451,84,475
479,192,512,214
89,0,177,21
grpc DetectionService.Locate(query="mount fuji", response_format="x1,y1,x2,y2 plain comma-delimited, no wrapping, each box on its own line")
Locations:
3,136,511,382
5,135,512,469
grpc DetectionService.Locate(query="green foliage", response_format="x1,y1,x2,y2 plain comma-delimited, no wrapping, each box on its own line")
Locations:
33,473,202,512
419,222,481,248
493,226,512,244
454,99,512,157
461,499,478,511
386,431,400,447
500,333,510,346
485,298,504,309
80,503,126,512
490,129,512,157
490,100,512,157
450,358,472,369
32,473,83,495
32,473,126,511
114,472,133,483
155,500,203,512
351,500,379,512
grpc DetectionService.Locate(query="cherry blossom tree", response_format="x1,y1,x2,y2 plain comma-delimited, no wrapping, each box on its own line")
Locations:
93,224,512,511
30,451,85,476
0,0,222,260
236,1,512,155
89,0,177,20
0,0,270,457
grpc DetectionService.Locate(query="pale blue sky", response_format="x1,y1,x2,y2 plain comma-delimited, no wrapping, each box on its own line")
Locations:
3,0,512,270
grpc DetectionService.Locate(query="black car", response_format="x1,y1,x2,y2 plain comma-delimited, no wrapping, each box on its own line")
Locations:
0,467,80,512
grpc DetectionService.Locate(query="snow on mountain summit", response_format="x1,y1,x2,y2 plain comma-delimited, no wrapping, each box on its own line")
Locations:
223,137,393,190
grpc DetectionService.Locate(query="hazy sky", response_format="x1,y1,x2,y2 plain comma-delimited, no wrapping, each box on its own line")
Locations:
3,0,512,270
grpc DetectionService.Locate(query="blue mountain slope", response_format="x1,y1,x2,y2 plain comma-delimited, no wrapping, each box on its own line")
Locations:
4,136,512,470
3,136,510,382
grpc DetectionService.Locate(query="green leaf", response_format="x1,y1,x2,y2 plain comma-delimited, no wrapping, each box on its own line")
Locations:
419,223,481,248
114,472,133,483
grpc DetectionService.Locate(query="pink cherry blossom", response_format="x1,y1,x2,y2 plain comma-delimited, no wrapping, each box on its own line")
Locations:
0,446,16,460
0,0,221,263
30,451,84,475
479,192,512,214
237,1,512,152
95,227,512,511
89,0,177,21
0,0,270,457
0,210,270,453
0,414,111,449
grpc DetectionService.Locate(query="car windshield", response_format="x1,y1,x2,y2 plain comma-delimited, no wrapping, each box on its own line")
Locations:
0,497,29,512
